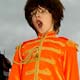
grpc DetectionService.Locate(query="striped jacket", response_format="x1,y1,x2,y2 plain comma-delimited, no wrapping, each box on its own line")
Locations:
8,31,79,80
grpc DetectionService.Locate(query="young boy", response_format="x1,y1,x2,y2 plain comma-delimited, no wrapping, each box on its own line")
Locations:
8,0,79,80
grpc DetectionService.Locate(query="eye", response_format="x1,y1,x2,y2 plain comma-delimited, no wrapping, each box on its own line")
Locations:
39,8,47,13
40,10,45,13
31,10,36,16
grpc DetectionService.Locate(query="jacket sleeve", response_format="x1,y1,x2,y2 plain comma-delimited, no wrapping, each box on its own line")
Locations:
63,40,79,80
8,45,22,80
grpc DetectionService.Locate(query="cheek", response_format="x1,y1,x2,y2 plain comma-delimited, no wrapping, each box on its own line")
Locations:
44,13,52,21
32,17,36,25
43,16,53,25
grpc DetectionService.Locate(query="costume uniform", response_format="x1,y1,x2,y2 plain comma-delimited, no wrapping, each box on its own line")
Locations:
8,31,79,80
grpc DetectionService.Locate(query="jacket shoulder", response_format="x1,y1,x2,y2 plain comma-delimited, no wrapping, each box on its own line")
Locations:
22,38,39,47
59,36,78,50
15,38,38,49
58,36,68,42
66,39,78,50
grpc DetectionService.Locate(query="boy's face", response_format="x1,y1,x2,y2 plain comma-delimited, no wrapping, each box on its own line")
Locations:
31,6,54,34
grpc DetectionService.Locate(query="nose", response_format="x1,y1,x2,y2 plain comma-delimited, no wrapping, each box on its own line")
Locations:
35,11,40,18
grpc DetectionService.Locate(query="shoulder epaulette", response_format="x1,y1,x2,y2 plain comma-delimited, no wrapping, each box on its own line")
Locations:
59,37,78,50
66,39,78,50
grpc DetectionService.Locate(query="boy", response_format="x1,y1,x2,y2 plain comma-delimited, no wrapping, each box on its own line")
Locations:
8,0,79,80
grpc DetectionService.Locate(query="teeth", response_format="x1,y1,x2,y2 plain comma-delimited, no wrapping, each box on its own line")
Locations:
37,20,42,28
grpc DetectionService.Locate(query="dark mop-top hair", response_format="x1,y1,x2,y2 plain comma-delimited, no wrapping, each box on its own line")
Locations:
24,0,64,33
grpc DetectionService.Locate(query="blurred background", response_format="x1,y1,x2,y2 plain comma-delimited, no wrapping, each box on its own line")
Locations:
0,0,80,75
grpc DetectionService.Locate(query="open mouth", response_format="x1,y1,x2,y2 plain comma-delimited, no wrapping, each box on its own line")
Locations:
37,20,43,28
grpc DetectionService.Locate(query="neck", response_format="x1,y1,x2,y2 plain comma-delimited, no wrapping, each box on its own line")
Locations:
41,26,54,36
38,30,56,38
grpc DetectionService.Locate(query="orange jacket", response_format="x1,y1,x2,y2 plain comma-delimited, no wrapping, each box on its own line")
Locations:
8,31,79,80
